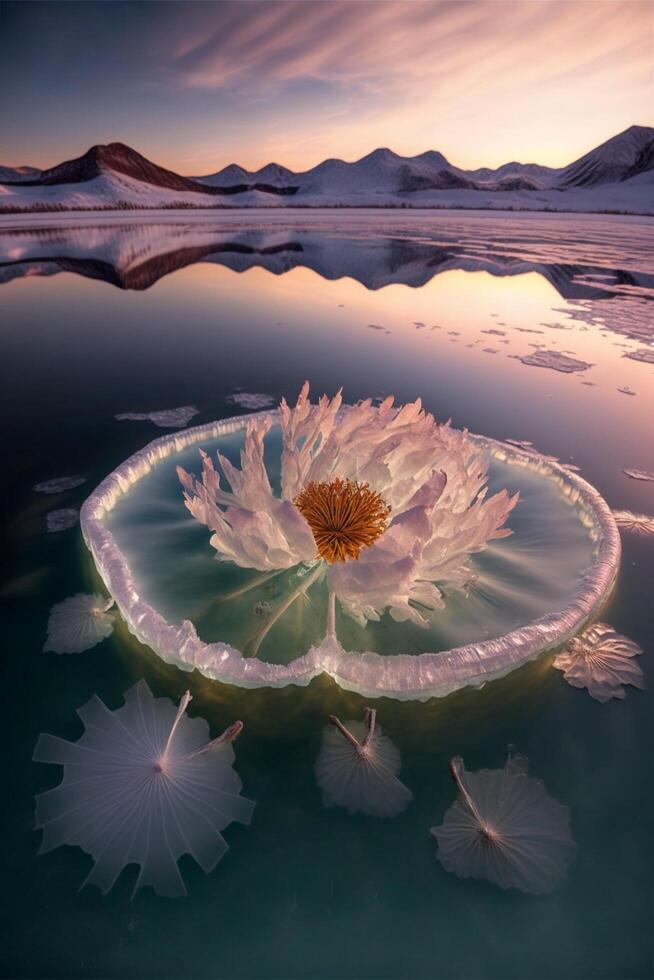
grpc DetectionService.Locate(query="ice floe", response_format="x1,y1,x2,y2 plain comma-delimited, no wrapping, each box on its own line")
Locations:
33,475,86,494
115,406,199,428
624,348,654,364
46,508,79,533
623,468,654,482
518,350,593,373
225,392,276,410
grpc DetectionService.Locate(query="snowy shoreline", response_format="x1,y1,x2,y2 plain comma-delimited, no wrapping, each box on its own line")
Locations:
1,206,653,232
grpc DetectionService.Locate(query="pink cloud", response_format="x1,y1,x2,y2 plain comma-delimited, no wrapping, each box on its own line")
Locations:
166,0,651,105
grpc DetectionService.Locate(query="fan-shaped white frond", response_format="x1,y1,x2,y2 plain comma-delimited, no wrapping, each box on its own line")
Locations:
44,594,115,654
431,751,576,895
315,709,412,818
33,681,254,897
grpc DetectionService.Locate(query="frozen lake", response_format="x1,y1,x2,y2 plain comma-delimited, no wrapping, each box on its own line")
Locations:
1,210,653,979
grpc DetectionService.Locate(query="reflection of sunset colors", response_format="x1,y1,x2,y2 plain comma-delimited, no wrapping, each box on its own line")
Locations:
4,211,652,450
3,215,654,514
2,1,652,172
193,261,654,420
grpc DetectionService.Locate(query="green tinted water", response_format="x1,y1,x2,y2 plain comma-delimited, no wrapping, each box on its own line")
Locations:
2,215,652,979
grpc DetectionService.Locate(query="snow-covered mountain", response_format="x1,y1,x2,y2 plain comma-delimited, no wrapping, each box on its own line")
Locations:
469,161,557,184
0,143,300,211
557,125,654,187
0,164,42,183
199,161,296,187
1,127,652,215
197,128,653,197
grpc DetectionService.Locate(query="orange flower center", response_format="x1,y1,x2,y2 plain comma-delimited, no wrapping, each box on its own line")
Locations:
294,477,391,563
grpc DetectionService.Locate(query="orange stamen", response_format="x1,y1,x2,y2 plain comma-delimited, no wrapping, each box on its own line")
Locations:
294,478,390,563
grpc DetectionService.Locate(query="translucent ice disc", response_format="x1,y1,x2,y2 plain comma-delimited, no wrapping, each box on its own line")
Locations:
81,411,620,700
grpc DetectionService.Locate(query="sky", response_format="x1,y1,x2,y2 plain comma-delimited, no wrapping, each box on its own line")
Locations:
1,0,652,174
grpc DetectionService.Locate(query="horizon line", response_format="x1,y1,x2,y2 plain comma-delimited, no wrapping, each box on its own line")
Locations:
5,123,652,177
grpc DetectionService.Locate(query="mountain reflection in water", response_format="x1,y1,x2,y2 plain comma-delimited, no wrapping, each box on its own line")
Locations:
1,212,653,331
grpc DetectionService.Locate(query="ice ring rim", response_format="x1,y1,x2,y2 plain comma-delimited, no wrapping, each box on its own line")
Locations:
80,409,620,701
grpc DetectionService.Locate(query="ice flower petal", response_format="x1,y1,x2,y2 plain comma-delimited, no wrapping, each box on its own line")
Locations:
179,383,518,624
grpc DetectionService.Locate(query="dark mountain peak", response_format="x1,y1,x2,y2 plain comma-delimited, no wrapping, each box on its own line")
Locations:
92,142,146,165
4,142,299,197
11,141,193,189
83,142,214,192
557,125,654,187
621,124,653,138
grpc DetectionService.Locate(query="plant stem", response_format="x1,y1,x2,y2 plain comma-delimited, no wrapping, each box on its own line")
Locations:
362,708,377,748
181,720,244,762
326,589,336,638
214,568,285,604
327,715,361,750
163,690,192,760
247,563,324,657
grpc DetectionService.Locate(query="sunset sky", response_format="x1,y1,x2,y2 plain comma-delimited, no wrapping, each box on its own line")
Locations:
1,0,652,174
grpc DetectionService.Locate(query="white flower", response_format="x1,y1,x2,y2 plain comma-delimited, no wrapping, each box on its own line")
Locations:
178,383,518,638
553,622,645,702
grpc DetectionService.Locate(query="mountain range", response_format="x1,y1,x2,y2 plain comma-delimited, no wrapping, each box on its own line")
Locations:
1,125,653,215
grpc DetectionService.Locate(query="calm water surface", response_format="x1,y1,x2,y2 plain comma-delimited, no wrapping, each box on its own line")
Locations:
1,210,653,979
